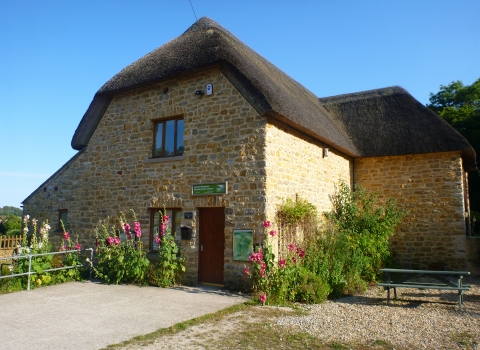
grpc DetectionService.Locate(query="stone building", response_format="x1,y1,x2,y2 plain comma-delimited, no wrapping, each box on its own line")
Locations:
23,17,478,285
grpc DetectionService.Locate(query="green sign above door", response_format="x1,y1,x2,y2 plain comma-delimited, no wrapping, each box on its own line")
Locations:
192,182,228,195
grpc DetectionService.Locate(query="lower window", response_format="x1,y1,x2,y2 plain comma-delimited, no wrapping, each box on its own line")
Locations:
150,208,182,251
58,209,68,230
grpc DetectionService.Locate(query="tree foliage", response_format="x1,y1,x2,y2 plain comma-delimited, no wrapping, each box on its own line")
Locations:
427,78,480,213
0,206,22,216
0,213,22,235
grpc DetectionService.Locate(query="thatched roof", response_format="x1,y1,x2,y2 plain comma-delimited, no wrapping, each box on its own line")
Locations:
319,87,476,170
71,17,358,156
71,17,476,170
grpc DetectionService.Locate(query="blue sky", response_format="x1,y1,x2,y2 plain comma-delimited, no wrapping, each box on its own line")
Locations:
1,1,479,208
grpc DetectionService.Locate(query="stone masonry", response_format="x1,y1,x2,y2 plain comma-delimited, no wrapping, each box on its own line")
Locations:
24,68,268,286
23,66,477,285
355,152,469,271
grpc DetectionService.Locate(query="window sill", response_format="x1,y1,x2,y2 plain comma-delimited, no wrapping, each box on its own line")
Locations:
144,155,185,163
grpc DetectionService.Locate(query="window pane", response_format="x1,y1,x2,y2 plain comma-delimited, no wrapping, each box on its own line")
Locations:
60,211,68,227
153,211,160,251
176,119,184,155
152,209,173,251
164,120,175,156
174,211,182,241
154,122,163,157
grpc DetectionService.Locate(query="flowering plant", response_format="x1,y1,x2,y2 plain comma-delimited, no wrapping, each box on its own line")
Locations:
55,219,83,282
148,208,185,287
13,216,54,288
244,219,330,304
12,216,85,288
92,210,149,285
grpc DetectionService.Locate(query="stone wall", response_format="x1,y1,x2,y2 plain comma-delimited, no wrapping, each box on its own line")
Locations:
355,152,469,271
264,119,352,250
23,68,267,287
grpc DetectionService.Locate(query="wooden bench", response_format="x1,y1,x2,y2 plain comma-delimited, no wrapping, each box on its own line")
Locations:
377,268,471,310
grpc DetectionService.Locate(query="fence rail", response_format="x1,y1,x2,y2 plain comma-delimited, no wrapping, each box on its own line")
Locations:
0,248,93,290
0,235,24,249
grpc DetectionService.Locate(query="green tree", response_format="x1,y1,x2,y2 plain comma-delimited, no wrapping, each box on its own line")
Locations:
427,78,480,214
0,213,22,235
0,206,22,216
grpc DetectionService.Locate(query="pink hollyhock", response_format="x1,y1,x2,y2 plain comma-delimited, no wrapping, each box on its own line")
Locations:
269,230,276,237
288,243,295,252
292,256,297,264
123,223,131,234
262,220,271,228
244,267,249,276
63,232,70,240
259,293,267,304
248,251,264,264
163,215,170,223
134,222,141,237
106,237,114,246
278,258,286,268
114,237,121,245
160,222,167,236
75,243,81,250
296,247,305,258
60,245,66,251
155,236,161,244
260,262,267,278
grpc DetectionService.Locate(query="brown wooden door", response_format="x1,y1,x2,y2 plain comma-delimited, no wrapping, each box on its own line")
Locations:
198,207,225,285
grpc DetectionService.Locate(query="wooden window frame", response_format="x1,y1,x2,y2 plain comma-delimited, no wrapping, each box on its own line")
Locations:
58,209,68,231
149,208,182,251
152,116,184,158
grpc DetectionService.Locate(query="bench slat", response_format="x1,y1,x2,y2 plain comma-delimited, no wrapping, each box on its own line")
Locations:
377,283,470,291
380,268,470,275
379,281,472,288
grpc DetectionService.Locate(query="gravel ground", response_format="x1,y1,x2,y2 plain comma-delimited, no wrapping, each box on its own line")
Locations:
277,277,480,349
119,277,480,350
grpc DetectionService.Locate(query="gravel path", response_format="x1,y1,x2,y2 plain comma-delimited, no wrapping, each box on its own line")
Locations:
277,278,480,349
120,277,480,349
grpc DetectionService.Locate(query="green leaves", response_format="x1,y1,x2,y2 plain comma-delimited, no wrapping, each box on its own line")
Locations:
427,78,480,212
94,243,150,285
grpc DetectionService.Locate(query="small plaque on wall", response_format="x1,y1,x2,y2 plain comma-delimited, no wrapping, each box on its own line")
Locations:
184,212,193,219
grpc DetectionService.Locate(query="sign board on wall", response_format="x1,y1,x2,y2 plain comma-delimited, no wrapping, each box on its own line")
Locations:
192,182,228,195
233,229,254,261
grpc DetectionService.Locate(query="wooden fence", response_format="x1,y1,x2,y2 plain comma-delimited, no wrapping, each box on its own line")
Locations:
0,235,24,250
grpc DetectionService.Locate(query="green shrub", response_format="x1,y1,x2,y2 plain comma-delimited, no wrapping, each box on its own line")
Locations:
92,210,150,285
7,216,84,291
0,213,22,235
325,181,406,282
147,208,185,287
246,182,405,304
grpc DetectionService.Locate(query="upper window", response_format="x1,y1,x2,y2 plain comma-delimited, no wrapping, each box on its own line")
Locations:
153,117,184,158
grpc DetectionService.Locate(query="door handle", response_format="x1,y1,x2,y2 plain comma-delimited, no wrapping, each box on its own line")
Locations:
201,245,204,251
